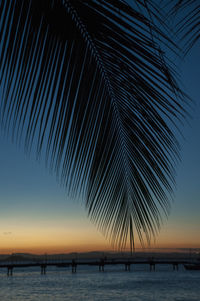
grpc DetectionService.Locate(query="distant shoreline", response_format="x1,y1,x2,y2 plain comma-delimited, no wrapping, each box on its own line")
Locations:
0,249,199,261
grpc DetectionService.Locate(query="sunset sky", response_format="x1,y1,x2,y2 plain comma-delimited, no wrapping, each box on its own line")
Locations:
0,38,199,255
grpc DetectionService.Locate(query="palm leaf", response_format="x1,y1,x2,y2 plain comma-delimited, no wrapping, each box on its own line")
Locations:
169,0,200,53
0,0,187,250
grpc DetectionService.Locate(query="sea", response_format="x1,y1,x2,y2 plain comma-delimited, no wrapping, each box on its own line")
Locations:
0,264,199,300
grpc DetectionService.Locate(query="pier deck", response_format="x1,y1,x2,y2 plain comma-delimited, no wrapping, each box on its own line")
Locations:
0,259,191,275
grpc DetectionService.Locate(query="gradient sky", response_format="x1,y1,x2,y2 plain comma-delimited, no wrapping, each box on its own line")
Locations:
0,37,199,254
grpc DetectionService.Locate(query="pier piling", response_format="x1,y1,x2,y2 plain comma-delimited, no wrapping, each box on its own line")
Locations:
150,263,155,271
99,259,105,272
125,263,131,271
41,265,46,275
72,260,77,273
7,266,13,276
173,263,179,271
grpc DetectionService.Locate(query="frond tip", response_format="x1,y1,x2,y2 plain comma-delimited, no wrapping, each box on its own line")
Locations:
0,0,188,250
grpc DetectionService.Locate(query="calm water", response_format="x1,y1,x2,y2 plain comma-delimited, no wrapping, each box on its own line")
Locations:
0,264,199,300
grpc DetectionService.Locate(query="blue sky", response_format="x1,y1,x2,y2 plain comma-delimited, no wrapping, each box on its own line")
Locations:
158,41,200,248
0,35,199,253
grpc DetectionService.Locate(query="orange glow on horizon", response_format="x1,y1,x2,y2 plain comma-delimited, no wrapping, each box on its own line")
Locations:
0,240,199,255
0,215,199,255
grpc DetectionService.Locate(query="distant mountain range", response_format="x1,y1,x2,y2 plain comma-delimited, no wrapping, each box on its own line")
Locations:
0,250,199,262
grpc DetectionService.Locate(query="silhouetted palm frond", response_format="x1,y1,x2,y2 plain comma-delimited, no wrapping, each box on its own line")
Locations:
0,0,187,250
170,0,200,53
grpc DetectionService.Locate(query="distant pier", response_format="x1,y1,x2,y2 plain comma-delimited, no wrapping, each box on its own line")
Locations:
0,258,191,276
